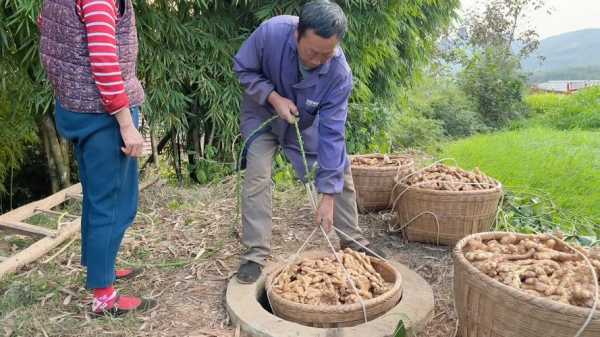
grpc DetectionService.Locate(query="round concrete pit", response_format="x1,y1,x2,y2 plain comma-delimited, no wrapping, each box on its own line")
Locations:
226,261,434,337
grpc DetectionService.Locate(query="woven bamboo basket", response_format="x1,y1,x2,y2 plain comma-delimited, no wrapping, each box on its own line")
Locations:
392,180,502,245
454,232,600,337
351,154,414,212
265,250,403,328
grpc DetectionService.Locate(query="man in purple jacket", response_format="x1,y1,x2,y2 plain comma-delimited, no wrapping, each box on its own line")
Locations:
233,0,386,283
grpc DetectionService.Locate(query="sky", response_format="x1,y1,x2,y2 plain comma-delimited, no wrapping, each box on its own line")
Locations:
460,0,600,39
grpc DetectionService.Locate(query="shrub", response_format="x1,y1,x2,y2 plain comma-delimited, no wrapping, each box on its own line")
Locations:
525,87,600,130
459,47,528,128
389,112,445,150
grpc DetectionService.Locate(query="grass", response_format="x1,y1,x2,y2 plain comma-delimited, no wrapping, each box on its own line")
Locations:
519,87,600,130
442,127,600,233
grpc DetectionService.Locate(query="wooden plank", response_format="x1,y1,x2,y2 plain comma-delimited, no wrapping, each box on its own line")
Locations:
34,209,79,219
0,219,81,277
0,183,82,223
66,193,83,201
0,220,56,238
0,177,158,278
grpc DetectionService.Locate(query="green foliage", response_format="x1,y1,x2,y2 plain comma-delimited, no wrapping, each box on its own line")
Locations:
134,0,459,165
443,127,600,229
496,190,598,241
0,98,38,196
390,112,444,150
525,92,566,115
459,47,528,128
0,0,460,193
273,153,298,190
524,87,600,130
405,76,488,138
346,102,393,154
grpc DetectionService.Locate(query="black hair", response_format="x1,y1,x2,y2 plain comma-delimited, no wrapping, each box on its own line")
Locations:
298,1,347,40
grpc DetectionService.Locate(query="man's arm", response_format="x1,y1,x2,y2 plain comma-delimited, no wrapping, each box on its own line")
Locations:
233,24,275,106
314,73,352,232
315,74,353,195
233,23,299,124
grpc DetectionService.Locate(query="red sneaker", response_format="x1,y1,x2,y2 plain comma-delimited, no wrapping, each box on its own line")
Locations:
91,288,156,317
115,268,142,280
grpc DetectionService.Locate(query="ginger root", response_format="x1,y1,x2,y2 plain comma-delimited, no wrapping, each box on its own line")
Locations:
463,233,600,309
272,249,392,305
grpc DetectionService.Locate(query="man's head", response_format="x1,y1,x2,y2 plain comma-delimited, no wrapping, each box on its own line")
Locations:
297,0,347,70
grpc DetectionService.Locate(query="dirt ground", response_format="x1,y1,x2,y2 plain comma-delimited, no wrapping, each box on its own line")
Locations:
0,178,457,337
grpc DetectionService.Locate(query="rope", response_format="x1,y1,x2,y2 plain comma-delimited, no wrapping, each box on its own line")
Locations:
303,166,369,323
320,225,368,324
388,211,442,246
263,121,374,324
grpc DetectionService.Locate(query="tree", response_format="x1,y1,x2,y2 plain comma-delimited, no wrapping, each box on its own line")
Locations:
1,0,72,194
463,0,550,58
136,0,460,181
1,0,460,198
459,46,527,128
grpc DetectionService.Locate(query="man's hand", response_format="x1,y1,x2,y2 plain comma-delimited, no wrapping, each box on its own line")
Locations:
268,91,298,124
114,107,144,157
316,194,335,233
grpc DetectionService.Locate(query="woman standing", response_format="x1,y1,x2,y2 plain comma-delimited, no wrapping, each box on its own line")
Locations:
38,0,155,316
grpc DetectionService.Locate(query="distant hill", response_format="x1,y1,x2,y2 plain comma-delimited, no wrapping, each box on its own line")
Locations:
523,29,600,83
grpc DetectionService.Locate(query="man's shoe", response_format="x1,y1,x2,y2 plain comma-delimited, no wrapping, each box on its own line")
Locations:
236,261,262,284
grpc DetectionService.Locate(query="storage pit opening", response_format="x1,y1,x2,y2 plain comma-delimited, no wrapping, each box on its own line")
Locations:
226,261,435,337
255,277,404,328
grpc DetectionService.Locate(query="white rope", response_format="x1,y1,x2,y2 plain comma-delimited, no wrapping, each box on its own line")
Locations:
320,225,369,324
266,225,319,312
307,182,369,324
266,182,371,324
388,211,442,246
333,226,390,263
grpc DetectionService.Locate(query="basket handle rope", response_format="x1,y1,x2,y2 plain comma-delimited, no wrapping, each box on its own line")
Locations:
388,211,441,246
267,121,371,324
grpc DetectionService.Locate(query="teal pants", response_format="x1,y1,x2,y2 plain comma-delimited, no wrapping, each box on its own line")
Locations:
55,100,139,289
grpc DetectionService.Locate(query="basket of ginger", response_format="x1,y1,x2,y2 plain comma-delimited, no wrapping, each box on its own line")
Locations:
454,232,600,337
350,154,414,212
392,164,503,245
265,249,402,328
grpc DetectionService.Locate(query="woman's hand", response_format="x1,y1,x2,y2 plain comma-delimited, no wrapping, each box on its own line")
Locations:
114,107,144,157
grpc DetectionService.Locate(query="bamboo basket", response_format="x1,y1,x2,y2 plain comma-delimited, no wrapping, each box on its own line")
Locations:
393,180,502,245
265,250,403,328
454,232,600,337
351,154,414,212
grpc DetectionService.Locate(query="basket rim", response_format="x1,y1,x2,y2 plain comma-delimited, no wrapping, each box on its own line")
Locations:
395,181,503,196
454,231,600,318
265,251,403,314
350,153,414,171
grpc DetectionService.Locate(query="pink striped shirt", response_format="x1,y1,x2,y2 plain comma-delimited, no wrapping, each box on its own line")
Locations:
77,0,129,114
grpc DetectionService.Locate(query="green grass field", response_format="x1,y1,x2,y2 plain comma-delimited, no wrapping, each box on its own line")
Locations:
442,127,600,226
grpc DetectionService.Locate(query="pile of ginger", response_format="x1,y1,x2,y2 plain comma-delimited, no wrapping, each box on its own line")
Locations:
351,155,411,168
464,233,600,308
406,164,498,191
271,248,391,306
